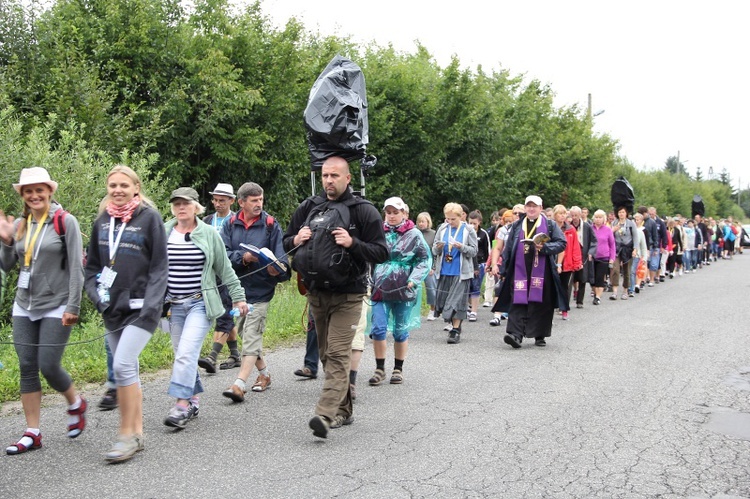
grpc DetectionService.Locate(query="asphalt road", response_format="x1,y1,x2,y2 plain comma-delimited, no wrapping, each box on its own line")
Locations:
1,255,750,498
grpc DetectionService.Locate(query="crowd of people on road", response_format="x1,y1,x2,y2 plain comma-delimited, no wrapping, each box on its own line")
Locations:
1,162,746,462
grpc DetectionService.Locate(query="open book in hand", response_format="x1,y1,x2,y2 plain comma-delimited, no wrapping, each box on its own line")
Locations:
522,233,551,245
239,243,287,273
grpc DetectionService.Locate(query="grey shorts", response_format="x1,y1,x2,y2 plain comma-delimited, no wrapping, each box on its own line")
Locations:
237,301,269,357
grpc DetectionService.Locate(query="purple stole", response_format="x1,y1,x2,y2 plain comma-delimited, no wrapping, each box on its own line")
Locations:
513,216,549,305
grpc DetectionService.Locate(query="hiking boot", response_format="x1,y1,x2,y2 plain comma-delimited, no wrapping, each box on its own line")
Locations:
330,414,354,429
197,356,217,374
222,384,245,402
98,388,118,411
164,405,190,429
294,367,317,379
309,415,330,439
251,374,271,392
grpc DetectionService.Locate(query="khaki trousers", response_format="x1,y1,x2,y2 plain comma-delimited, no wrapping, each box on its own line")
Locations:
307,291,365,420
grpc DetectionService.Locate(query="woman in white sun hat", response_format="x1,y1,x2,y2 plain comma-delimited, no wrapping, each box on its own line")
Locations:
0,167,87,455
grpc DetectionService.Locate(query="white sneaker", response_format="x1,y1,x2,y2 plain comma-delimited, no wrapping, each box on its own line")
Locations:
427,310,436,321
443,324,452,331
482,301,491,308
468,312,477,322
678,269,683,276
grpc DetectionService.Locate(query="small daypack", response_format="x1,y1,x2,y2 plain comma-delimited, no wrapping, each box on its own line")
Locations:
293,195,369,291
52,209,87,269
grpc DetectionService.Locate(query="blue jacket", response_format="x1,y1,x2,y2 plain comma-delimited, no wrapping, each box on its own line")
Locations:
221,211,290,304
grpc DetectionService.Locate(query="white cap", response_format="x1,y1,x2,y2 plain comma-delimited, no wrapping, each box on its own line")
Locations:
209,183,235,198
13,167,58,194
524,195,543,206
383,196,407,211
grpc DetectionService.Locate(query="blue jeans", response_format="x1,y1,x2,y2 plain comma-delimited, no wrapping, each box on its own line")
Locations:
168,298,211,399
469,263,486,297
629,257,640,293
423,272,437,306
648,248,660,271
683,250,693,271
370,301,411,342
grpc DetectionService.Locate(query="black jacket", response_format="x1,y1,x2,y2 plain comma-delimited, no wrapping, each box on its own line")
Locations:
283,188,388,294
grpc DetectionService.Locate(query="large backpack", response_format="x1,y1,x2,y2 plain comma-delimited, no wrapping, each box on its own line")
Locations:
293,195,369,291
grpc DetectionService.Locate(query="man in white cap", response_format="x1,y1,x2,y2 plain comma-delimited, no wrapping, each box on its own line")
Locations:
198,183,241,372
492,195,568,348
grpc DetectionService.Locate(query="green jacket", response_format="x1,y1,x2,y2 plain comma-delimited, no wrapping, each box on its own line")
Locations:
164,217,244,321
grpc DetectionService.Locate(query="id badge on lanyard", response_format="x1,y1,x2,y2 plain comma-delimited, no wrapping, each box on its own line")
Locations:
19,214,49,289
18,267,31,289
102,217,126,287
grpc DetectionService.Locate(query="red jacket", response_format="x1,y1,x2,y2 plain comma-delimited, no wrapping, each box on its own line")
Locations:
562,224,583,272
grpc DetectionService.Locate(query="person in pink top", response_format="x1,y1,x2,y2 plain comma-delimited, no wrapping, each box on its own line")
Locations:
590,210,616,305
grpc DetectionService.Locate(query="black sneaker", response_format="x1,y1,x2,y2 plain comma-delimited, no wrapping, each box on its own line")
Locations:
164,405,190,429
593,297,601,305
447,329,461,344
535,338,547,347
98,388,118,411
503,334,522,349
309,415,330,439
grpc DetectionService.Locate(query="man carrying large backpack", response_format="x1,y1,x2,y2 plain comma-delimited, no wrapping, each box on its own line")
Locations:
284,156,387,439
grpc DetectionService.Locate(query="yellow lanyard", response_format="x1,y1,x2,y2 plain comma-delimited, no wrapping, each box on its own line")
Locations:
24,211,49,267
523,217,540,240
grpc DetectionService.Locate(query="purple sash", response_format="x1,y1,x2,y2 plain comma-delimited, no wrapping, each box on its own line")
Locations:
513,216,549,304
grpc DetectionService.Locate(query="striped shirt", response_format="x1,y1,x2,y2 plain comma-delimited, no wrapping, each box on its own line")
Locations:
167,229,205,298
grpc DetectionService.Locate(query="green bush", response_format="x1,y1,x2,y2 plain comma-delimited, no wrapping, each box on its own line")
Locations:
0,280,308,405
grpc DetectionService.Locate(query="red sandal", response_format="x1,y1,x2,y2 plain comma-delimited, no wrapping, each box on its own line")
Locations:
6,431,42,455
67,397,87,438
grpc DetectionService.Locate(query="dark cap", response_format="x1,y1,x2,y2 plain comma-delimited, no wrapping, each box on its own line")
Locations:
169,187,200,203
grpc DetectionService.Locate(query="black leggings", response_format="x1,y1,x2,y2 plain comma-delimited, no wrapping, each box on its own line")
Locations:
13,316,73,394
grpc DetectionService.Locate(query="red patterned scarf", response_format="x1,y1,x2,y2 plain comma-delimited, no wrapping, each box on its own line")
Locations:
106,195,141,223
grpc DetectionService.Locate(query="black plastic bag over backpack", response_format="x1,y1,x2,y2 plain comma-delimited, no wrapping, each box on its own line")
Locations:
304,55,369,170
611,176,635,213
692,195,705,218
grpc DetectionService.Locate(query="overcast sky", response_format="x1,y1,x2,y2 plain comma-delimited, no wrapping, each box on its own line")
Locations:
261,0,748,188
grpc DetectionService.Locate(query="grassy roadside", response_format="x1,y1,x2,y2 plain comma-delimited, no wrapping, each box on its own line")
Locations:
0,280,309,406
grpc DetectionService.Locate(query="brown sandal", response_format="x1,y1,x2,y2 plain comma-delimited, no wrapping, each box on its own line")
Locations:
219,355,241,370
368,369,386,386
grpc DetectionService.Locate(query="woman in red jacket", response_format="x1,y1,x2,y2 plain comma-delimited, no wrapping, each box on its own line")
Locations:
553,205,582,320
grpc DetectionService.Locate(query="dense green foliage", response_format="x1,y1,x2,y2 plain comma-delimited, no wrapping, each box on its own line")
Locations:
1,0,743,220
0,0,744,402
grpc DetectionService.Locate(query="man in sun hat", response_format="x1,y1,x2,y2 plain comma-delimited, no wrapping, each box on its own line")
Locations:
198,183,242,373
